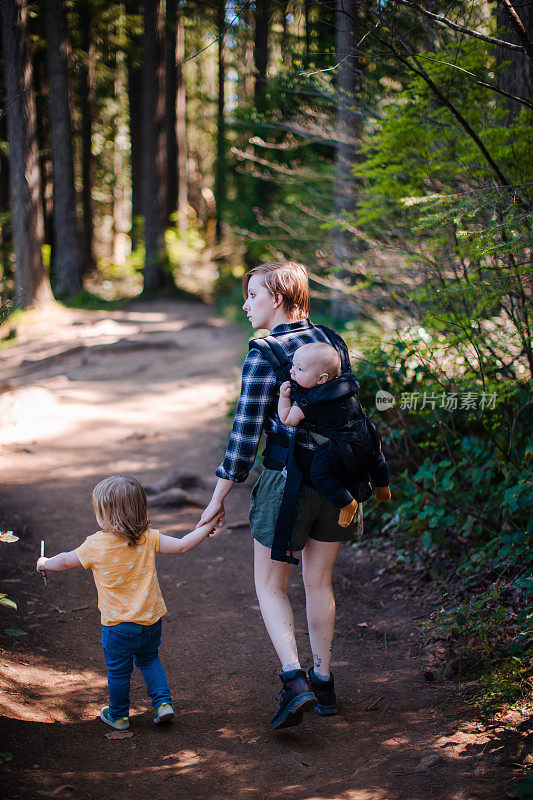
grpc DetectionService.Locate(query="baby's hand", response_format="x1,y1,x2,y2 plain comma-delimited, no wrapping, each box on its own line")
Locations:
36,557,48,572
280,381,292,398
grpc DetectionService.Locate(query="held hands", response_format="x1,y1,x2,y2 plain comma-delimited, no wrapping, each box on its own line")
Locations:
279,381,292,398
204,512,224,536
197,498,225,528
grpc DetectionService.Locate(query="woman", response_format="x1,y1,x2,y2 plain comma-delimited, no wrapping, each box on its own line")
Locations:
198,261,362,729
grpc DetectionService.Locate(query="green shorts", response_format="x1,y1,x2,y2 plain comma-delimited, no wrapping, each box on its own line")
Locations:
249,468,363,552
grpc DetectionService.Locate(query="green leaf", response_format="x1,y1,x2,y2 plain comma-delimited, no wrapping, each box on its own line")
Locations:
509,770,533,799
0,752,12,764
3,629,26,637
0,595,17,610
0,531,18,543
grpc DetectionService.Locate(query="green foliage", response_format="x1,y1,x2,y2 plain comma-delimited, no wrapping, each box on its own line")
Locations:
0,297,22,330
61,288,127,311
0,531,19,612
464,655,533,713
0,595,17,611
510,771,533,800
351,324,532,709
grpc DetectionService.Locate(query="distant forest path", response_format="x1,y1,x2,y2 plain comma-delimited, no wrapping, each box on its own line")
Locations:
0,300,512,800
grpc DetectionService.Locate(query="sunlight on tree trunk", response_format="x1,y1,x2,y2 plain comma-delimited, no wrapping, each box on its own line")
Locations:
332,0,360,318
215,0,226,244
1,0,52,308
142,0,168,291
176,5,187,237
79,0,96,275
44,0,82,297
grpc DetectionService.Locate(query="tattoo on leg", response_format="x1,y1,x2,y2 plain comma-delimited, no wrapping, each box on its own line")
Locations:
313,653,322,669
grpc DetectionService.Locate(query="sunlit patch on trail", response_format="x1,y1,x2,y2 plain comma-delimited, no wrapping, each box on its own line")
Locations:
0,658,106,722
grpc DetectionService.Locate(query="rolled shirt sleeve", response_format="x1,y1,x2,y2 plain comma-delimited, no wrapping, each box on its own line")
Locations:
216,348,276,483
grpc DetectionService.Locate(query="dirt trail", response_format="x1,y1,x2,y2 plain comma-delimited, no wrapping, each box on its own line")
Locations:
0,300,515,799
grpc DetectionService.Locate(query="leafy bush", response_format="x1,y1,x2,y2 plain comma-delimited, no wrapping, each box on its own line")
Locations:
348,325,532,707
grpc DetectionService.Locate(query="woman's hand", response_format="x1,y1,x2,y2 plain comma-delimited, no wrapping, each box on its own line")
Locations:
196,477,234,529
196,498,225,528
279,380,292,398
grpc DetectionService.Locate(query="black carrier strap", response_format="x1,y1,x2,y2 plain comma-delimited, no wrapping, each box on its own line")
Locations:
248,336,292,383
314,324,352,374
248,326,352,565
270,429,301,565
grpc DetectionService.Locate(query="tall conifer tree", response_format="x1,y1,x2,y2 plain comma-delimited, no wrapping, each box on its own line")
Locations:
45,0,82,297
1,0,51,307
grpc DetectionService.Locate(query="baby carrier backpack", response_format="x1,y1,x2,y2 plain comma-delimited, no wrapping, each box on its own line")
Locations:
249,324,385,564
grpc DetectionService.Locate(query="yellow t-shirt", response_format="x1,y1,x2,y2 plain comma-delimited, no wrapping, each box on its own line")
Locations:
76,528,167,626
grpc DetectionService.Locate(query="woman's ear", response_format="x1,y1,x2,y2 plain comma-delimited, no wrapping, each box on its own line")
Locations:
272,293,283,309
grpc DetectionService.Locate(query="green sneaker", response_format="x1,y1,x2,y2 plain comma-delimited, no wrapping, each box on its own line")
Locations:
100,706,130,730
154,702,174,724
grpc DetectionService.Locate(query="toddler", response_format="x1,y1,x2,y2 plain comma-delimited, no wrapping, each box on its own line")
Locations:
278,342,391,526
36,474,220,731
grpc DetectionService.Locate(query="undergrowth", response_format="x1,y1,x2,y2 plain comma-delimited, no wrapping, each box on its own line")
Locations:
352,328,533,714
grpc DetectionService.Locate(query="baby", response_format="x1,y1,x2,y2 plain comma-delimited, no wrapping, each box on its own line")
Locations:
36,474,220,731
278,342,391,526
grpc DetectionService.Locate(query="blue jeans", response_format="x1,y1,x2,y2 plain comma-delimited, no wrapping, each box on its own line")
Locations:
101,619,171,719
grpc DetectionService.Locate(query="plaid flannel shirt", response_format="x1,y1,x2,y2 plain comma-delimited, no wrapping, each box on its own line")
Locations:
216,319,350,483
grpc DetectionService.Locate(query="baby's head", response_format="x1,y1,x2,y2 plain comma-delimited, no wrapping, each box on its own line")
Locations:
92,474,149,546
290,343,341,389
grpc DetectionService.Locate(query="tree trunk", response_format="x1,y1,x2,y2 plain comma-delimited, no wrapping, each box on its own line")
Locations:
113,48,127,265
127,60,142,251
142,0,168,291
165,0,178,223
176,5,187,236
496,0,533,120
44,0,82,297
0,85,11,284
332,0,360,317
79,0,96,274
215,0,226,243
238,5,255,103
253,0,271,215
125,0,143,251
254,0,271,112
34,52,54,255
304,0,311,58
1,0,51,307
281,1,290,68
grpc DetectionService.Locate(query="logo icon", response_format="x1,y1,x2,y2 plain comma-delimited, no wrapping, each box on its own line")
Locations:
375,390,395,411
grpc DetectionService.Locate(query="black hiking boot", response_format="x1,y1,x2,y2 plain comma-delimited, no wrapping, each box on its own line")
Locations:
308,668,338,716
270,669,317,729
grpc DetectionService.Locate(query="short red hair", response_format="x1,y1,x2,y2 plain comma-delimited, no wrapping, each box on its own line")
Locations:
242,261,309,317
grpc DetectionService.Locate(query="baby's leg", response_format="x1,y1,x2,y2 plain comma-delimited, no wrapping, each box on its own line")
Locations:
134,620,172,711
309,448,357,527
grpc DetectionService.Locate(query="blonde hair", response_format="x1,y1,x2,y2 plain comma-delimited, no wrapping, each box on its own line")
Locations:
296,342,341,380
92,475,149,546
242,261,310,317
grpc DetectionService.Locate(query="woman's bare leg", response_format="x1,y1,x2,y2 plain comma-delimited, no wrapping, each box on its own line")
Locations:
253,539,298,667
302,539,342,676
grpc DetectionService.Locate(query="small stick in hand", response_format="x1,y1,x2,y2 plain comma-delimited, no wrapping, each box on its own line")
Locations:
40,540,48,588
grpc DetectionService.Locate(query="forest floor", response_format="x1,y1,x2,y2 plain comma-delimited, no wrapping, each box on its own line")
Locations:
0,298,527,800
